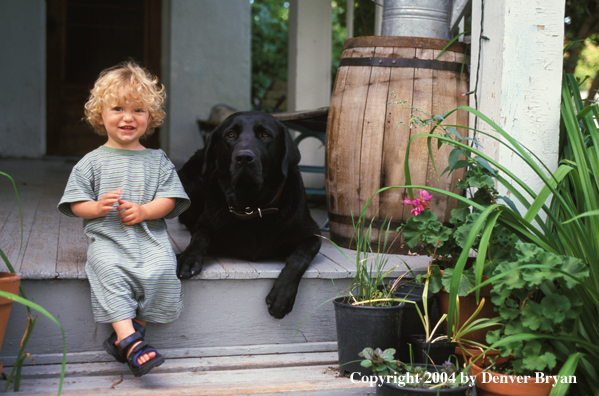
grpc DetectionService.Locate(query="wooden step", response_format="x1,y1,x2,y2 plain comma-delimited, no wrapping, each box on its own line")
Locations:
1,351,375,396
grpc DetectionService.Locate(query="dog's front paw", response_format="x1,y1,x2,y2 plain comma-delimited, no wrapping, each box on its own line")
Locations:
265,284,298,319
176,251,203,280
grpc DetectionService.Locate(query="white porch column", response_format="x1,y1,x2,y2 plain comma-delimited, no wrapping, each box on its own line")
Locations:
162,0,251,166
288,0,332,189
470,0,565,209
288,0,332,111
0,0,46,158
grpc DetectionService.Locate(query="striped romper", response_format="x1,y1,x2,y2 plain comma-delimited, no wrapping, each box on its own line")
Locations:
58,146,190,324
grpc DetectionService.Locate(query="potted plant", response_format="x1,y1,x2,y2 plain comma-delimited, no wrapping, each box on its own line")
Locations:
387,278,434,362
332,211,408,375
362,71,599,394
0,272,20,374
0,171,66,395
358,347,474,395
402,264,455,365
401,186,507,346
406,270,502,366
466,242,587,396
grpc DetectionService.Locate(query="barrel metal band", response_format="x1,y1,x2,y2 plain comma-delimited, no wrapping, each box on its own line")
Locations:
339,57,468,73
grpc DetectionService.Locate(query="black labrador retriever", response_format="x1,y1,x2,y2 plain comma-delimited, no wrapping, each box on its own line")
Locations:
176,111,322,319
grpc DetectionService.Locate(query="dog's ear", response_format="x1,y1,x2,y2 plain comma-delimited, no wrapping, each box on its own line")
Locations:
201,127,220,178
280,121,301,178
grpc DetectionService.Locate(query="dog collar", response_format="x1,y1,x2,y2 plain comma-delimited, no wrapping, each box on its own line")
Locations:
228,187,284,220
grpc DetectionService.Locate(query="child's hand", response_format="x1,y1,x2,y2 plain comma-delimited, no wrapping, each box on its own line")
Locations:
117,199,148,226
96,189,122,217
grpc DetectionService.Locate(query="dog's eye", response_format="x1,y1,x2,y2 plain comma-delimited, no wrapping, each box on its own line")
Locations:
227,131,236,139
261,132,269,138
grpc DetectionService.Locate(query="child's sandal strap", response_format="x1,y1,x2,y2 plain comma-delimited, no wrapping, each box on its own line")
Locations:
126,341,164,377
103,322,146,364
117,330,143,352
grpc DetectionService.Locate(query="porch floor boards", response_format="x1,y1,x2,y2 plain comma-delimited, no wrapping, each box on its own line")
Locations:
0,158,429,281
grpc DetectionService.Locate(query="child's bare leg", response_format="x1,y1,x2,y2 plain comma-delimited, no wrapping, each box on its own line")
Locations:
112,319,155,365
133,319,146,327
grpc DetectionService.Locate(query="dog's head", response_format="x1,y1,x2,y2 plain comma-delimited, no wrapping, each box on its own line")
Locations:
202,111,301,199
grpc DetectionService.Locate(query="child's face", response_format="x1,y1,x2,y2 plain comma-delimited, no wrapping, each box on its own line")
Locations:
100,90,150,150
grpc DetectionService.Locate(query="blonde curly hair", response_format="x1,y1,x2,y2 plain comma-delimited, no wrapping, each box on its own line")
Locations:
84,61,166,136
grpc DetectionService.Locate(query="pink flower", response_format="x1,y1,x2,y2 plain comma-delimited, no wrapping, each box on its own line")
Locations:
411,207,423,216
420,190,433,202
403,190,433,216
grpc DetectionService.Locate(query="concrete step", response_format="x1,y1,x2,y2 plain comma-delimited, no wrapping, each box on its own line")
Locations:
1,350,376,396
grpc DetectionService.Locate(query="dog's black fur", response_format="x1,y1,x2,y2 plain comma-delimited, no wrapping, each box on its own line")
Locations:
176,111,322,319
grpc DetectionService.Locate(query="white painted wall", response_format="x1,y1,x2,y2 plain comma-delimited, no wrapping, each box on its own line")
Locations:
163,0,251,166
0,0,46,158
469,0,565,211
288,0,332,189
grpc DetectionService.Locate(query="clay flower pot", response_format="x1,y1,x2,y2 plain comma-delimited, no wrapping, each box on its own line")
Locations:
468,352,555,396
0,272,21,374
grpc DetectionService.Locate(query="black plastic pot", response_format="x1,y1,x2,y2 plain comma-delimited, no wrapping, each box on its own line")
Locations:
376,364,472,396
409,334,457,365
393,282,434,362
333,297,405,376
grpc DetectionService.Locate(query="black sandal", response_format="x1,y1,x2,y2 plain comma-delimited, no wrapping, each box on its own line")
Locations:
118,331,165,377
103,321,146,363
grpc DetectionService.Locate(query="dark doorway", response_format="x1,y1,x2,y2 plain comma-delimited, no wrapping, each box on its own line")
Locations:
46,0,162,157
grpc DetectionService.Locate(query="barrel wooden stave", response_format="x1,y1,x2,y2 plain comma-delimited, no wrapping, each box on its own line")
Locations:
326,37,468,252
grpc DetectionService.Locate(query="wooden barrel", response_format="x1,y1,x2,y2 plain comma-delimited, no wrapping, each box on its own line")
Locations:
325,36,469,253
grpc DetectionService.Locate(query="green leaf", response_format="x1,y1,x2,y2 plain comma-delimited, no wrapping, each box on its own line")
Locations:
540,294,571,324
361,360,373,368
360,347,374,359
499,307,520,321
522,349,557,372
381,348,396,361
423,224,452,248
474,156,496,175
428,265,444,294
493,262,526,290
522,265,559,285
449,204,470,224
512,243,545,261
559,257,589,288
453,222,476,249
466,174,496,189
486,329,501,345
455,178,470,189
442,267,475,296
402,210,439,248
505,321,526,336
521,302,542,330
448,148,464,171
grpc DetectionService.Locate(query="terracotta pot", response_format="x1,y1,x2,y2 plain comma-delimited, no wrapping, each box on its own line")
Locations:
436,270,498,344
468,352,555,396
0,272,21,374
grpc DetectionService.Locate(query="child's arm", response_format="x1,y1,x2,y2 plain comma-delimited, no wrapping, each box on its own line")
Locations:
70,189,122,219
116,197,176,226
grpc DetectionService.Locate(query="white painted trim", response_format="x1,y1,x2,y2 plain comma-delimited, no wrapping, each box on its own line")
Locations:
346,0,354,39
469,0,565,215
374,0,384,35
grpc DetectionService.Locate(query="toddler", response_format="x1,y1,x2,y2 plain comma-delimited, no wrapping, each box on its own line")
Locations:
58,61,190,377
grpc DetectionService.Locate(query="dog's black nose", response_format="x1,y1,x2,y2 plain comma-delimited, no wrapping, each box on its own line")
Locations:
235,150,256,165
